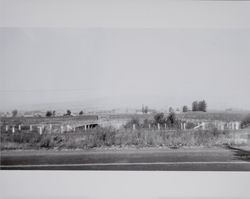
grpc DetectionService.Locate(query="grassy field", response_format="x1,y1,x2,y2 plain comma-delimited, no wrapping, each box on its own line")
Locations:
1,111,248,128
0,115,98,126
1,111,250,151
101,111,249,122
1,127,249,151
176,111,249,122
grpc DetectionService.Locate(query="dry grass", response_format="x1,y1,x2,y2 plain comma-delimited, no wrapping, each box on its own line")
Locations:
1,127,249,151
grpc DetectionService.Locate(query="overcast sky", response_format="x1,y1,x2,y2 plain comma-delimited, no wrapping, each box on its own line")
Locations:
1,28,250,111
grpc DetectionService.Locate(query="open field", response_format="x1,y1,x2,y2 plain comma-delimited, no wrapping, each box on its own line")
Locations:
99,112,250,126
1,111,250,151
1,111,249,129
102,111,249,120
178,111,250,122
0,115,98,126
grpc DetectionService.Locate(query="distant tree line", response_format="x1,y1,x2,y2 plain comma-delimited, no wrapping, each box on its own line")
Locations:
45,109,85,117
192,100,207,112
181,100,207,113
10,109,86,118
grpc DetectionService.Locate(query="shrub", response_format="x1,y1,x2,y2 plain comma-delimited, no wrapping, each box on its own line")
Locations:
67,110,71,115
46,111,52,117
185,122,196,129
39,136,53,148
142,119,153,128
1,127,245,150
166,112,181,129
124,118,140,129
241,114,250,128
154,113,165,125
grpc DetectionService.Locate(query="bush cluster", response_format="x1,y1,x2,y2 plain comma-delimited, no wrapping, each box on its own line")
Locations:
241,114,250,128
1,126,238,150
124,112,181,129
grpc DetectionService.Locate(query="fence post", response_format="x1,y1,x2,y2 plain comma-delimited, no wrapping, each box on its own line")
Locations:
202,122,205,130
231,122,234,130
221,123,224,130
49,124,52,133
61,126,64,133
183,123,186,130
235,122,239,130
39,127,42,135
133,124,135,130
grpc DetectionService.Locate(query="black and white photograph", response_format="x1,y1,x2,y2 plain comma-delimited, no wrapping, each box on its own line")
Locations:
1,7,250,172
1,0,250,198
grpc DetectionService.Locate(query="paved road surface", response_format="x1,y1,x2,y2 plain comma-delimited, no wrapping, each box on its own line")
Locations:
1,146,250,171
